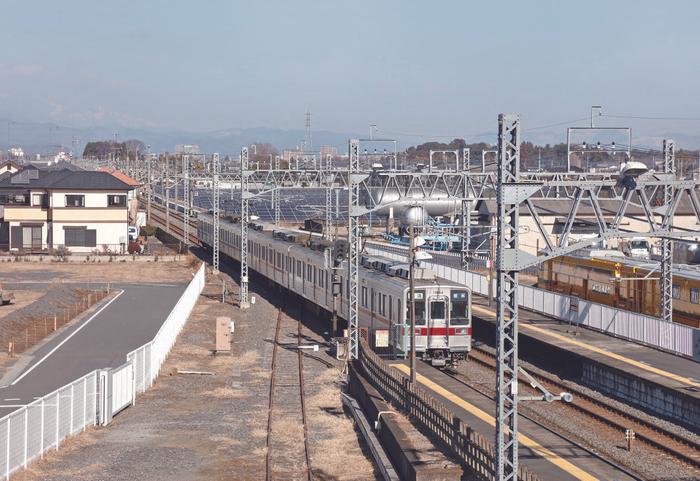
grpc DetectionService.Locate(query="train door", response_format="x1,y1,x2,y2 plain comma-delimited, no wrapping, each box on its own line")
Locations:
409,290,427,352
448,290,471,354
427,294,449,349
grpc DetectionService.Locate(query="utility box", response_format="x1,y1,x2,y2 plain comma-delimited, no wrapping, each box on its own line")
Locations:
216,316,231,353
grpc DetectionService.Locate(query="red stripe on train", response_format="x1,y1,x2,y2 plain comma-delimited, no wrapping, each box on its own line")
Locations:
417,327,471,336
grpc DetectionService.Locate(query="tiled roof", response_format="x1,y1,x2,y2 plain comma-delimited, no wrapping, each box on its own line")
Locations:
0,167,133,191
97,168,141,186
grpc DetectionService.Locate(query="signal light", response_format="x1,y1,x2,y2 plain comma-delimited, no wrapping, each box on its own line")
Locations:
333,240,348,262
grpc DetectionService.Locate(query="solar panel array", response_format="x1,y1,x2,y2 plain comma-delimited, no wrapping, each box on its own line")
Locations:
153,185,350,223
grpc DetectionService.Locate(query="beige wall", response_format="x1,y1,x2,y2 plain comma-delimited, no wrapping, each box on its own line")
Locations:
3,206,48,222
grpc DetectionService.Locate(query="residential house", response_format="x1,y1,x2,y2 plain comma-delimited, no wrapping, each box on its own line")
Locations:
0,166,134,253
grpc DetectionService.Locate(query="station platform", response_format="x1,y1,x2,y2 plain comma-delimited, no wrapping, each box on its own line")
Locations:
385,359,639,481
470,295,700,430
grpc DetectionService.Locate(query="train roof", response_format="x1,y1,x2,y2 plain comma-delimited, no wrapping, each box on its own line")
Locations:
200,214,466,289
549,248,700,282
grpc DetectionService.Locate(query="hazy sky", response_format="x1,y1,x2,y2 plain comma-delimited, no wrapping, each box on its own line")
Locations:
2,0,699,143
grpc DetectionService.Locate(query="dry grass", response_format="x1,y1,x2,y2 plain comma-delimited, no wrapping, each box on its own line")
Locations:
311,438,377,480
237,350,261,366
11,428,101,481
305,385,378,479
271,416,304,442
251,428,268,439
0,261,194,284
252,446,268,457
170,344,211,358
201,386,248,399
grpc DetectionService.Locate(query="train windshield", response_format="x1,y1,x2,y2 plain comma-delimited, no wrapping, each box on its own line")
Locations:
430,301,445,320
630,240,650,250
450,290,470,325
409,290,426,325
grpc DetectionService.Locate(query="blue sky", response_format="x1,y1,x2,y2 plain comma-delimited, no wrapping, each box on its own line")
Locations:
1,0,699,145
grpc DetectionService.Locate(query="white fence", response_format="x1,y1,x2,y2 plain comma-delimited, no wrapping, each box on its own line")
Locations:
366,244,700,361
127,264,205,394
0,263,206,479
0,371,98,478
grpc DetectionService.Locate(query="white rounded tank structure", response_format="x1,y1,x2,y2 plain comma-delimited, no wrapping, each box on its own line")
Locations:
400,206,426,225
369,187,460,219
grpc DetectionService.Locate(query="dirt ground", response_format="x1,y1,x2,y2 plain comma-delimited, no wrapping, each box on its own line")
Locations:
4,261,383,480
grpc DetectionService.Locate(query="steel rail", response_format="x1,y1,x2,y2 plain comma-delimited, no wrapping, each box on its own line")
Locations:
470,346,700,471
442,368,644,481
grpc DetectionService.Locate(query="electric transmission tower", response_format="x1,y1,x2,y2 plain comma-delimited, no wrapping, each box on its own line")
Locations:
304,107,312,153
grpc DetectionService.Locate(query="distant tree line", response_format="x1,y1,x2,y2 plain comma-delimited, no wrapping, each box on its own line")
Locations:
83,139,147,159
405,138,700,174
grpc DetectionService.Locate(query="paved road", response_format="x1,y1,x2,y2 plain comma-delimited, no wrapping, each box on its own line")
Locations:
0,281,188,417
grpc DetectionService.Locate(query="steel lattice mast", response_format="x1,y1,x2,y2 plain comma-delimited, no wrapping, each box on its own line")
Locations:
325,153,333,240
183,154,190,247
661,140,675,324
240,147,251,308
495,114,524,480
347,140,366,360
212,153,220,273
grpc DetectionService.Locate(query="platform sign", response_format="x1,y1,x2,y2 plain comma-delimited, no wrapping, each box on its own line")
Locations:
375,330,389,348
570,298,579,313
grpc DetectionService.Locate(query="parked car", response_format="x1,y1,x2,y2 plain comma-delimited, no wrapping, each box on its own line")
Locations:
128,226,138,243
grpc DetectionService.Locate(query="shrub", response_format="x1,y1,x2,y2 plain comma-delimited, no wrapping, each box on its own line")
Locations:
53,245,71,262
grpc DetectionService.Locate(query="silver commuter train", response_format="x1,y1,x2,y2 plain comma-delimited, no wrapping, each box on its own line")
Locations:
197,213,471,366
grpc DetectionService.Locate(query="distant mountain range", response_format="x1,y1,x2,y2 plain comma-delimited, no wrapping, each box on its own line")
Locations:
2,118,699,158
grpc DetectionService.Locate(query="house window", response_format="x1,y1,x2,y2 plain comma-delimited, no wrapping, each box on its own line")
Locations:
64,228,97,247
108,195,126,207
65,195,85,207
32,194,46,207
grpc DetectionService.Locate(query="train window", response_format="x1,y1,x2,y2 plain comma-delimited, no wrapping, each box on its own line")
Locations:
314,266,317,285
382,295,387,316
450,291,470,325
408,290,426,325
371,289,375,312
692,287,699,304
319,269,324,288
431,301,446,320
262,247,266,262
673,283,681,300
297,260,302,276
361,287,367,307
307,264,312,282
397,300,402,323
389,296,393,321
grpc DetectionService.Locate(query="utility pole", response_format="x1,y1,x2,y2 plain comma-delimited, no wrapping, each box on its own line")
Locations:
409,222,416,384
147,145,151,225
165,152,170,234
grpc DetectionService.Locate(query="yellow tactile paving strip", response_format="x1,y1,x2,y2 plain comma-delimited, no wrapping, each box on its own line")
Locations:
471,304,700,389
391,364,599,481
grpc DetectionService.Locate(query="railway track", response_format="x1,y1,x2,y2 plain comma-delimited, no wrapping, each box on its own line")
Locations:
468,346,700,471
267,304,313,481
146,202,201,246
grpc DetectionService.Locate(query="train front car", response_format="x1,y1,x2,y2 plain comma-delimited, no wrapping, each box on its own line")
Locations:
412,286,471,367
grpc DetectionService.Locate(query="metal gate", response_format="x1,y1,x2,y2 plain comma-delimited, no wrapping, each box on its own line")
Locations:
99,361,133,426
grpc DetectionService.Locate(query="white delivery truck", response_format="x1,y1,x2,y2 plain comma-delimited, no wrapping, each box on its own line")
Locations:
621,237,651,259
